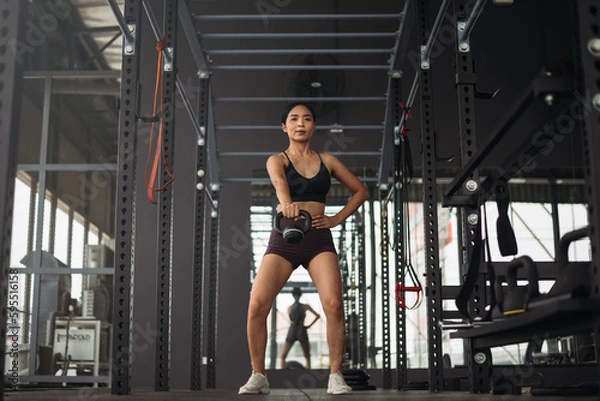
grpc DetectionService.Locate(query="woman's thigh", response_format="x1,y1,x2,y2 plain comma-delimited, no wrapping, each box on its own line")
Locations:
249,254,294,310
306,252,343,310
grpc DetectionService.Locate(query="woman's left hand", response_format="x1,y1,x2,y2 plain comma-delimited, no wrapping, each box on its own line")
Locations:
312,214,337,229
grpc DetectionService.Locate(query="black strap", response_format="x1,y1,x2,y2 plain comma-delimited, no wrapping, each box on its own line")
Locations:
495,178,518,256
455,205,498,322
402,135,414,184
455,218,483,321
482,203,497,318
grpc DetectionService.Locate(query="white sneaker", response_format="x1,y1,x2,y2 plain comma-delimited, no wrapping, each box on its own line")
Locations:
239,371,270,395
327,371,352,395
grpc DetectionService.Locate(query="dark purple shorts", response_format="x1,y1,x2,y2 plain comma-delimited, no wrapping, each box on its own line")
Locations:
264,224,337,269
285,324,309,344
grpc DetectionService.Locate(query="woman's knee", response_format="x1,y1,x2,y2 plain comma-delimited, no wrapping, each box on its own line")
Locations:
247,298,272,320
321,296,344,318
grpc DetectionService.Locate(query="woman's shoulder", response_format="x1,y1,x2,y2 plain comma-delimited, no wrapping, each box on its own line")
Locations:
317,151,338,162
317,151,343,169
266,152,289,167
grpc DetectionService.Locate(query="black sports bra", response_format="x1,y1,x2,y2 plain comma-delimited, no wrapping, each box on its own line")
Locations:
284,151,331,204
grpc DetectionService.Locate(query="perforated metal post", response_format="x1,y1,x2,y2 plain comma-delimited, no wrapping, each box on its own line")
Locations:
454,0,485,322
356,210,367,369
154,0,179,391
453,0,489,392
391,74,409,388
112,0,141,395
191,79,208,391
206,191,221,388
394,142,408,389
416,0,445,392
379,192,392,389
0,1,26,397
368,198,378,369
575,0,600,384
339,221,350,326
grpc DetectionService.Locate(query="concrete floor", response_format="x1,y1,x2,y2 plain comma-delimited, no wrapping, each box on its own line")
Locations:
3,387,600,401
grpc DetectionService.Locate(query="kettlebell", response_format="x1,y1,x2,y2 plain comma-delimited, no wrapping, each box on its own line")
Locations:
551,226,591,298
492,275,508,320
274,210,312,244
503,255,539,315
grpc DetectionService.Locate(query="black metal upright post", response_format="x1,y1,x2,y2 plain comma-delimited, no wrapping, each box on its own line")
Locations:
154,0,179,391
356,210,367,369
339,221,349,321
191,78,208,391
0,1,26,398
112,0,142,395
394,141,407,389
206,190,220,388
574,0,600,386
368,198,378,369
379,192,392,389
453,0,490,393
204,80,221,388
416,0,445,392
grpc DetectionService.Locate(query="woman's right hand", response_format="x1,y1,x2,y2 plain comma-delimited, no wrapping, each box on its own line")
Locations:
278,203,300,218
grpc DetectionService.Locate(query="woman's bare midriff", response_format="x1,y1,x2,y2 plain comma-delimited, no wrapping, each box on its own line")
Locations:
295,201,326,218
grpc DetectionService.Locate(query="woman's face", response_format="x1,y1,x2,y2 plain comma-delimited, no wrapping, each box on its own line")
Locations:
282,105,315,142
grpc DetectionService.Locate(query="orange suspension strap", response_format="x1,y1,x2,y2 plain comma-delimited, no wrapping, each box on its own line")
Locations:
144,40,175,204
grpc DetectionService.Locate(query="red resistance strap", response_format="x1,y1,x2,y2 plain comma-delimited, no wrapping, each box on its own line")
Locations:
144,40,175,204
395,282,423,310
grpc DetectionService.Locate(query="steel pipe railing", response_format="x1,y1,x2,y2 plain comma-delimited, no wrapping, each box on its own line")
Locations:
201,32,398,39
219,151,381,157
211,64,389,70
195,13,402,21
458,0,487,43
216,96,386,102
216,125,383,130
421,0,451,66
106,0,134,43
208,48,393,55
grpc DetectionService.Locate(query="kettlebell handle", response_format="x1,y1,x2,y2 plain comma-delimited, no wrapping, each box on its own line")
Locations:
556,226,589,269
274,210,312,234
506,255,540,304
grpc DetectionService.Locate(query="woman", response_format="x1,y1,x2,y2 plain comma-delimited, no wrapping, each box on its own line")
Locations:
239,102,369,395
280,287,320,370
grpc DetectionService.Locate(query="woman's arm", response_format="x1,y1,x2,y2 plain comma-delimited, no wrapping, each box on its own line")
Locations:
312,153,369,229
266,154,299,218
303,304,321,329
